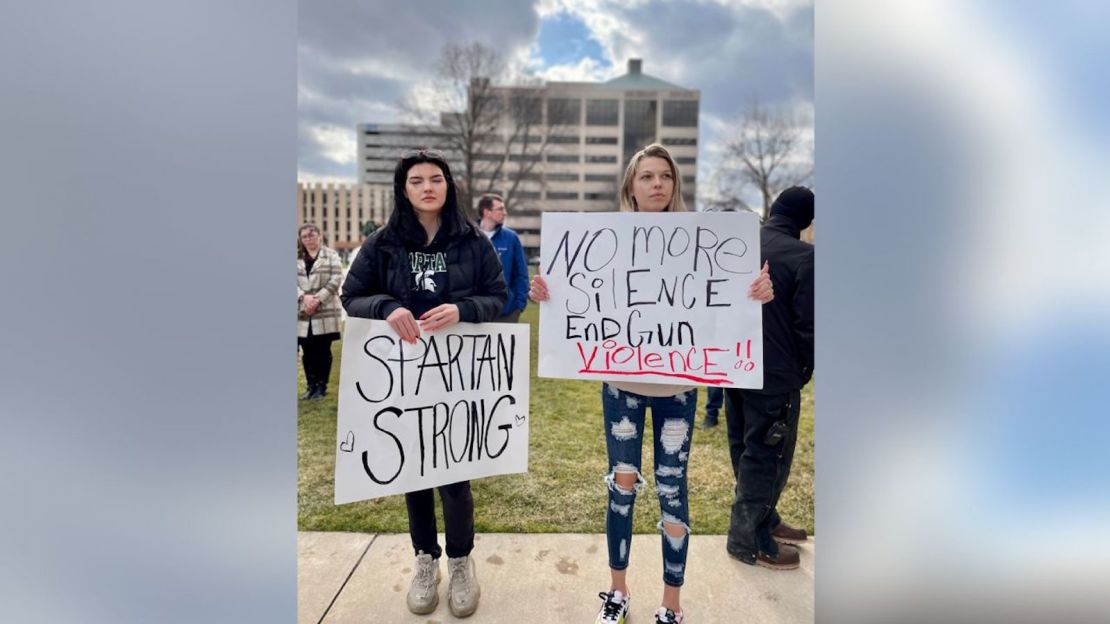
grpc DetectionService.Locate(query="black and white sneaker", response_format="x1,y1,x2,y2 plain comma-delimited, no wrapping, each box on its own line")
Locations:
595,590,630,624
655,606,685,624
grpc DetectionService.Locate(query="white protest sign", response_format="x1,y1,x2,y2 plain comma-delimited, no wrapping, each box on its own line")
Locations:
334,319,530,504
537,211,764,388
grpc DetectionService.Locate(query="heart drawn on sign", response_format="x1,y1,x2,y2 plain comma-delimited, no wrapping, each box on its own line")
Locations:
514,414,526,427
339,430,355,452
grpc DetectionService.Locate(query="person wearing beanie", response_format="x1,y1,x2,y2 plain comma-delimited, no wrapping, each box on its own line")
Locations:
724,186,815,570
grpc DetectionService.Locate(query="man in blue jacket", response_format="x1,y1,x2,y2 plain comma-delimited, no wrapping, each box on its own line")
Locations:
477,194,529,322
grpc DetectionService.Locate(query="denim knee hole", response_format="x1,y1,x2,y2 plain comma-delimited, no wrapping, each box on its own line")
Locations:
610,416,639,441
659,418,690,455
605,465,645,496
658,513,691,551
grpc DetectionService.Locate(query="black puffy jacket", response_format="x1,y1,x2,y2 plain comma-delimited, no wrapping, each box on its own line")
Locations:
755,215,815,394
341,223,508,323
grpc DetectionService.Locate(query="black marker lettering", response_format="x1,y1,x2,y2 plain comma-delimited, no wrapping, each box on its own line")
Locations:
361,406,404,484
484,395,515,459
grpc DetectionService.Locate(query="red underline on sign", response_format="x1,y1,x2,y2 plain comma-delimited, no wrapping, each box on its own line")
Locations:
578,368,730,385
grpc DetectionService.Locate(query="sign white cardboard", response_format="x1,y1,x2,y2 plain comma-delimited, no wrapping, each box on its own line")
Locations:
334,319,530,504
537,211,763,388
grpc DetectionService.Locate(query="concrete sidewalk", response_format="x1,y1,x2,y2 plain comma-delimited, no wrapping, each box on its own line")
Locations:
299,532,813,623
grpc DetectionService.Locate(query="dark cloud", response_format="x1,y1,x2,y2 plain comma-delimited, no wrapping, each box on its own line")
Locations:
298,48,409,129
297,1,813,180
299,0,538,71
600,2,813,117
297,123,355,181
298,0,542,179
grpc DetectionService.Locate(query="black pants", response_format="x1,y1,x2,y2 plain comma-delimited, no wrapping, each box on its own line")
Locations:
298,332,337,390
723,388,801,561
703,386,724,419
405,480,474,559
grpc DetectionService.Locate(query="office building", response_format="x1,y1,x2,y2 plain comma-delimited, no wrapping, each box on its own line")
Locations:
356,59,699,257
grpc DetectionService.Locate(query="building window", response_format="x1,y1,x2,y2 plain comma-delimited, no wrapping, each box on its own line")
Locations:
547,191,579,200
547,98,582,125
547,173,579,181
586,99,619,126
548,135,580,144
682,176,696,184
675,157,696,164
662,137,697,146
508,153,542,162
586,155,617,163
516,191,542,199
584,174,618,183
586,136,618,144
547,154,580,163
584,192,612,200
623,99,658,166
662,100,698,127
510,95,543,125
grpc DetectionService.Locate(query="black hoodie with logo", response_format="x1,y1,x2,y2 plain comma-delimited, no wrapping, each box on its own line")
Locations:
341,222,508,323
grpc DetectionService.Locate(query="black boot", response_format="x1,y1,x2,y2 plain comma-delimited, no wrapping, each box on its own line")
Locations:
300,365,317,400
308,384,327,400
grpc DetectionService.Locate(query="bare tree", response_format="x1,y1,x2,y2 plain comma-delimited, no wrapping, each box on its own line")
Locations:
402,42,570,220
711,100,813,219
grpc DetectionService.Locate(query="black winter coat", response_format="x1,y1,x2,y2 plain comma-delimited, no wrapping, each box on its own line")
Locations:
341,223,508,323
755,215,815,394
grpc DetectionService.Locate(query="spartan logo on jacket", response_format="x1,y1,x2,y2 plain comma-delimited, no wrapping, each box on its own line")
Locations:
409,251,447,293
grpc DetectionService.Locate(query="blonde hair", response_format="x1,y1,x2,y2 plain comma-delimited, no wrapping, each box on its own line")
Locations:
619,143,688,213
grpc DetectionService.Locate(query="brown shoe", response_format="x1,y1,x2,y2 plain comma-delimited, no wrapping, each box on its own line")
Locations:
771,521,808,545
755,544,800,570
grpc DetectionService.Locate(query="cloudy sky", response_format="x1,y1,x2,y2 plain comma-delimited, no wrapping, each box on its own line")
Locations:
298,0,813,203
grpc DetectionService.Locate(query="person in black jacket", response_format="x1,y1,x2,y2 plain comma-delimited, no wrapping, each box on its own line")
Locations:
724,186,814,571
341,149,506,618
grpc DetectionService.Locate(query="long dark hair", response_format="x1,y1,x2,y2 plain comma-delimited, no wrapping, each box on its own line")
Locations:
382,149,470,246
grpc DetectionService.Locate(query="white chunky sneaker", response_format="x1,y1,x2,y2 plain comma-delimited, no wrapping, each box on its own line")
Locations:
406,551,440,614
596,590,630,624
655,606,685,624
447,555,481,618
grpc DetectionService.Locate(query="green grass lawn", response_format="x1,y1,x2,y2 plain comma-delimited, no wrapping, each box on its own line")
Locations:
298,304,814,535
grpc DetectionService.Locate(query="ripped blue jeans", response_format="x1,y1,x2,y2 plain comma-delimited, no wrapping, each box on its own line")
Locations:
602,383,696,587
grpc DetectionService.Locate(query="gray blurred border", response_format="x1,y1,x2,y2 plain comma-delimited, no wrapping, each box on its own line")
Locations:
0,1,297,622
818,2,1110,623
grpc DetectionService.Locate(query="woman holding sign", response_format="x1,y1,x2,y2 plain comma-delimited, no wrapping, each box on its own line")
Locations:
341,149,507,618
530,144,774,624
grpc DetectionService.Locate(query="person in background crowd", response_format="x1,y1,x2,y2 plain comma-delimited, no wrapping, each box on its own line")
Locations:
724,186,814,570
699,386,724,429
476,193,529,322
296,223,343,400
341,149,507,618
